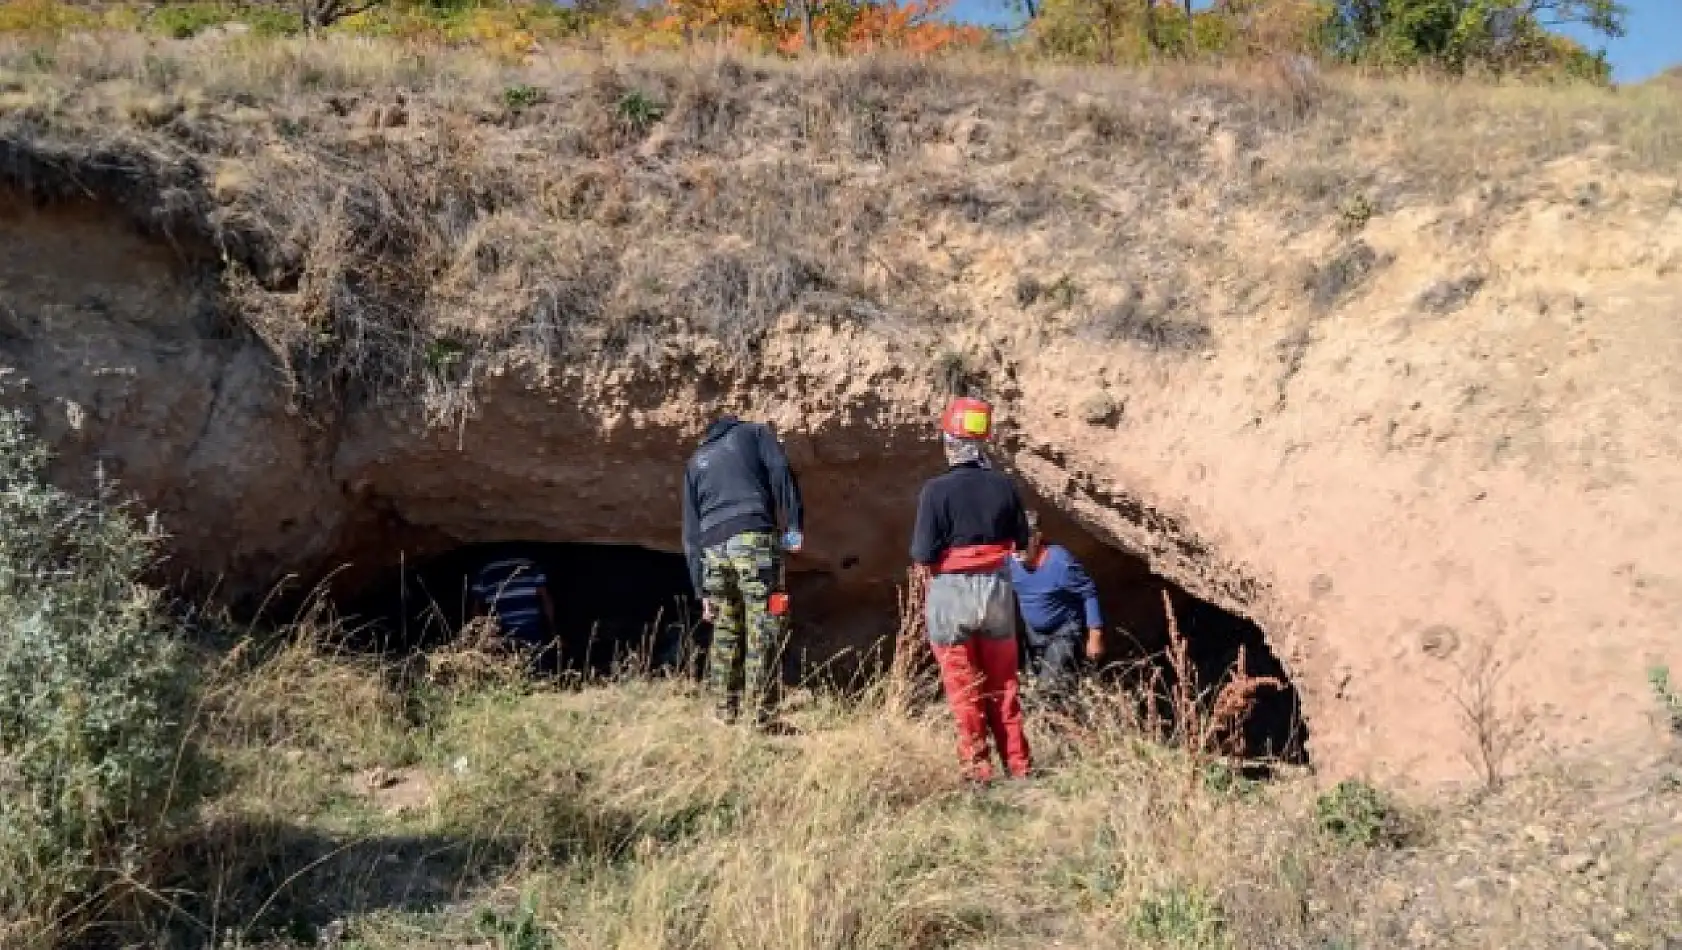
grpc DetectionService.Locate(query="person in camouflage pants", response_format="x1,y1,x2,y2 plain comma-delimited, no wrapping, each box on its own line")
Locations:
700,530,788,726
682,414,804,729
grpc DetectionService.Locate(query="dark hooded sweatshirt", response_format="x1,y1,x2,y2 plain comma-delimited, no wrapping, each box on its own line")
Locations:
682,416,804,595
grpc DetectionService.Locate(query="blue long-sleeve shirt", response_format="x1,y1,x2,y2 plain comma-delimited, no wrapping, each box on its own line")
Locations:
1008,544,1103,636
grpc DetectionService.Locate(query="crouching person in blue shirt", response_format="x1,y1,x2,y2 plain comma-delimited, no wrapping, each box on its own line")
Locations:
1009,510,1106,705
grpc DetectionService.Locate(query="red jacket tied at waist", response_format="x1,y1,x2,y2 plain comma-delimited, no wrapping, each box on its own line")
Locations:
934,542,1015,575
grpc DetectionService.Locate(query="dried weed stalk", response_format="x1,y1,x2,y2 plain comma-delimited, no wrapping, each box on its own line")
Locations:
1439,631,1536,791
1204,643,1285,757
884,567,935,716
1160,590,1284,764
421,615,537,693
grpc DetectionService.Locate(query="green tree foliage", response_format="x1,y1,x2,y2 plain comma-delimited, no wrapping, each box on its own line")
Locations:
1024,0,1619,81
1322,0,1623,77
0,409,199,937
1027,0,1143,63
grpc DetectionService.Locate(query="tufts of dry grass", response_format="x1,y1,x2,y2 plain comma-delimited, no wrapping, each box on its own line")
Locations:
40,602,1668,950
1,32,1678,428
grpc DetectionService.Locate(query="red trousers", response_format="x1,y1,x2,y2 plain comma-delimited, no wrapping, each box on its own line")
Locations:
930,636,1032,780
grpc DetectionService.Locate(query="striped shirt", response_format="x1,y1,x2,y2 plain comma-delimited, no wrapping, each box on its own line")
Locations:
471,558,549,642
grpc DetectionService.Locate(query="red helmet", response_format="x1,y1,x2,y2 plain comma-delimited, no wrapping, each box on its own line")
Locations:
940,397,993,440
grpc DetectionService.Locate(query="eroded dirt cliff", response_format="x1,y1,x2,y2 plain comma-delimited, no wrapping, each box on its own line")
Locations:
3,38,1680,786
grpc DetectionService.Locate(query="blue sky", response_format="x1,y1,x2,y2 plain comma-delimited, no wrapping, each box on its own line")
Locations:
944,0,1681,82
1561,0,1681,82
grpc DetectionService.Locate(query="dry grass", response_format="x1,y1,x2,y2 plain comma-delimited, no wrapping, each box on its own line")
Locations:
2,37,1680,946
1,32,1678,424
39,611,1669,950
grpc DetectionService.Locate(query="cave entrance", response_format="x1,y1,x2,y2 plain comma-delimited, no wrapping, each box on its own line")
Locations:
341,541,702,679
329,504,1308,765
1142,587,1310,765
1013,503,1310,766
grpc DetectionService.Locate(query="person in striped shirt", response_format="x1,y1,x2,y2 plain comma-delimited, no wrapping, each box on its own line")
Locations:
469,556,557,657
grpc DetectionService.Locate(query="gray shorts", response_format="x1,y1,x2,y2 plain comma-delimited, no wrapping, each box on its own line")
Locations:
925,570,1017,648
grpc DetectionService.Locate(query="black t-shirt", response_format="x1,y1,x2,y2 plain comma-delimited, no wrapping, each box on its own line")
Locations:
910,463,1030,566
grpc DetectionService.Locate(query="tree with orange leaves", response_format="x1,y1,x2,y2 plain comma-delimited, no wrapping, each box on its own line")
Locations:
662,0,987,54
832,0,989,53
661,0,785,48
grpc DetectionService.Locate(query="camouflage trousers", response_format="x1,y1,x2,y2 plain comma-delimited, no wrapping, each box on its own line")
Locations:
701,531,787,724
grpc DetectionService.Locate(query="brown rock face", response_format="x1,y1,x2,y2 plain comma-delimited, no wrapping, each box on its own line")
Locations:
0,193,1168,685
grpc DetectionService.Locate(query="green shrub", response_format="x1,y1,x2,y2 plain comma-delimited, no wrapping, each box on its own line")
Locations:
1199,760,1259,798
242,5,306,37
146,3,234,39
1651,666,1682,736
1129,885,1227,948
0,409,199,937
1314,779,1404,848
616,89,665,134
502,82,545,111
475,892,555,950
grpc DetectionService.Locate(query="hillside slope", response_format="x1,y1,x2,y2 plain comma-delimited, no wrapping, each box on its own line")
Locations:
2,34,1680,785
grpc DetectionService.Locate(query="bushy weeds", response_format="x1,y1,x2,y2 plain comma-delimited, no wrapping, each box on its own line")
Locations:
0,594,1670,947
190,653,1682,950
1651,665,1682,737
1314,778,1406,848
0,409,199,942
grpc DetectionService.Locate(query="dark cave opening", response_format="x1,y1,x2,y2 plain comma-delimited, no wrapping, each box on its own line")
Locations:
339,541,704,679
335,517,1308,765
1003,502,1311,766
334,538,885,687
1142,587,1311,766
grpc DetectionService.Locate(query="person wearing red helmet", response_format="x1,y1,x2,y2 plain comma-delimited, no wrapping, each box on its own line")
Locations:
910,397,1034,782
